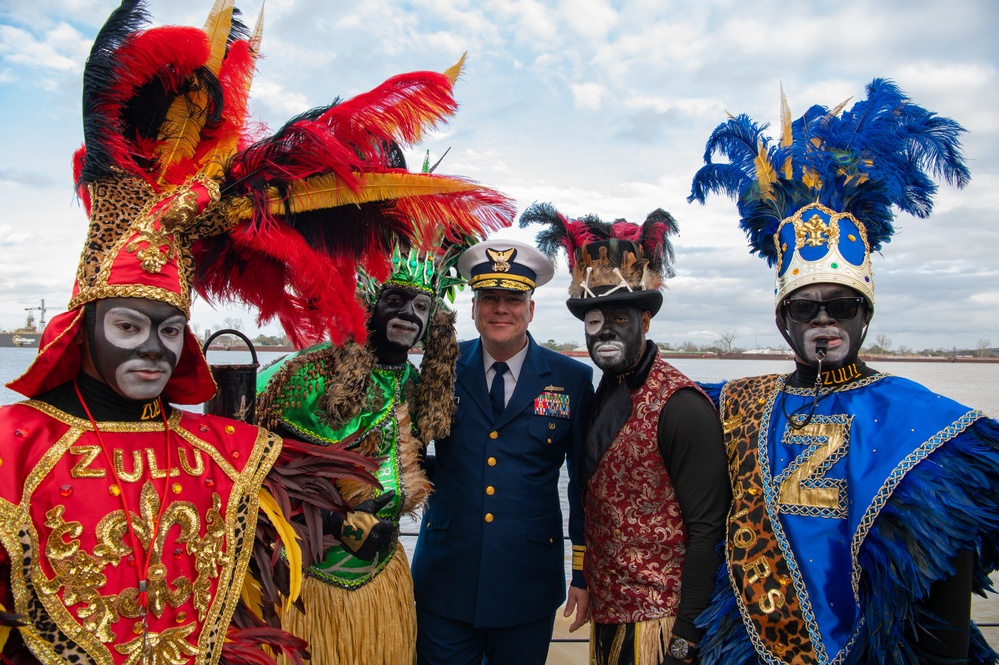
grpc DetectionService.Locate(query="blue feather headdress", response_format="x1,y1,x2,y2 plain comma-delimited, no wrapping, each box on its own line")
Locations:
688,79,969,308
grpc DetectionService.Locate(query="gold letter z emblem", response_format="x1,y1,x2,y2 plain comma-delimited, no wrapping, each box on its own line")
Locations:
777,418,850,518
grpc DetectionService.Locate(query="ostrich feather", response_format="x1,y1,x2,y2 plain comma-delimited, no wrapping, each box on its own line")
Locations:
75,0,514,350
689,79,969,260
521,202,679,282
638,208,679,278
153,1,233,180
518,201,603,267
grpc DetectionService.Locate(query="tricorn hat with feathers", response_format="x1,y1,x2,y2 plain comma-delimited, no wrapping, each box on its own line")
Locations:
519,202,679,319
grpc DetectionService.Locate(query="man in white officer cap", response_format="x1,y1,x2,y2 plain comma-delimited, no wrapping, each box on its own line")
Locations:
412,239,595,665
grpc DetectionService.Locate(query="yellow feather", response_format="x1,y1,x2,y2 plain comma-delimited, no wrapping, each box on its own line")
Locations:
780,83,793,178
240,573,265,620
203,0,234,76
754,137,776,199
443,52,466,86
829,96,853,118
266,172,486,216
802,168,823,190
780,84,793,147
201,5,263,181
257,488,302,608
155,0,235,182
0,601,9,652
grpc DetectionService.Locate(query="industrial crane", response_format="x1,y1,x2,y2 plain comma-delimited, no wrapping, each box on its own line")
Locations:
24,299,49,329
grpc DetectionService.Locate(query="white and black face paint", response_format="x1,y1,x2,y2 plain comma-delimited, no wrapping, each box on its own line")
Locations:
92,298,187,401
584,305,645,373
370,287,433,352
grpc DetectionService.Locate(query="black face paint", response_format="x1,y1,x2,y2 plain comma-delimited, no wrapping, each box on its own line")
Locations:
584,305,646,374
87,298,187,401
368,286,433,361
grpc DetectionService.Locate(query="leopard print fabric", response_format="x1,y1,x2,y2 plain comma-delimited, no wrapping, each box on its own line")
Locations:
720,375,817,664
78,177,154,288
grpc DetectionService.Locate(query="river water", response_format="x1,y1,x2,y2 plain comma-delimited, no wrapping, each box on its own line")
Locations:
3,346,995,412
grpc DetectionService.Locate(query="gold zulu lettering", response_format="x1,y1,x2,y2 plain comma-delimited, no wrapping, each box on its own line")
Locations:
822,365,860,386
743,556,771,584
114,449,144,482
177,448,205,476
146,449,181,479
70,445,104,478
71,446,198,482
758,588,786,614
140,401,162,420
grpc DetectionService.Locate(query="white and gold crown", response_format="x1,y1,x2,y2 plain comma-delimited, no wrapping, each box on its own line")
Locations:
774,202,874,305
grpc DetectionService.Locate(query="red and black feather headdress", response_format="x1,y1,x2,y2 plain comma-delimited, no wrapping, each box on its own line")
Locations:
71,0,513,348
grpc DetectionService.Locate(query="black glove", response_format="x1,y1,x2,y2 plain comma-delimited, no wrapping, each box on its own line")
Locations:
323,491,396,561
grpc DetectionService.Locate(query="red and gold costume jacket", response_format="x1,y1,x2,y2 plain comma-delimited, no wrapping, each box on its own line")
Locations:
584,358,700,624
0,401,282,665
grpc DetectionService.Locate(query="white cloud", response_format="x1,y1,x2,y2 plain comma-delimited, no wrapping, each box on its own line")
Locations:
0,24,83,74
570,81,608,110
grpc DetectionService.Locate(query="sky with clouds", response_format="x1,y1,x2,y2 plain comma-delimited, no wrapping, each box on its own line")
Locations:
1,0,997,353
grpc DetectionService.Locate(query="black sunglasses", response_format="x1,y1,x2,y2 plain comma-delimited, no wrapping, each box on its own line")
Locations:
783,297,865,323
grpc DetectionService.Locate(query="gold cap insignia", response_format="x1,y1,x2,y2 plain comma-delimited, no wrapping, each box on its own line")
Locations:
486,247,514,273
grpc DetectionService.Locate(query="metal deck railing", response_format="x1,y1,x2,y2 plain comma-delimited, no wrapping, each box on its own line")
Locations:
399,531,999,637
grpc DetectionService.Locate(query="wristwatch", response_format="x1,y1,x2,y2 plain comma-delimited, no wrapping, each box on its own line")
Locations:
669,636,697,660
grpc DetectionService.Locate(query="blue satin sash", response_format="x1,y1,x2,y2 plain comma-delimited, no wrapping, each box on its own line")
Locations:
761,373,979,663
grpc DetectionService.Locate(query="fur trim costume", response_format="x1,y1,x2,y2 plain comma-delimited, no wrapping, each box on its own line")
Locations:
255,254,473,665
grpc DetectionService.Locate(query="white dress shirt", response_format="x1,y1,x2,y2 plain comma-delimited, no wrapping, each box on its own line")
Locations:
482,342,529,409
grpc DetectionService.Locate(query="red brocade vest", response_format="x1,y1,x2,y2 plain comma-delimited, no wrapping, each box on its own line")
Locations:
584,358,702,624
0,401,281,665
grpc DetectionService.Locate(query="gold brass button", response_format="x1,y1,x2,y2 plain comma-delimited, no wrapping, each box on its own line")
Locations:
486,486,495,495
487,457,497,466
547,438,552,444
489,431,499,439
484,513,494,523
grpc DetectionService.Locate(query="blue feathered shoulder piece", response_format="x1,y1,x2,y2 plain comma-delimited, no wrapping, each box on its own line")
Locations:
688,79,970,266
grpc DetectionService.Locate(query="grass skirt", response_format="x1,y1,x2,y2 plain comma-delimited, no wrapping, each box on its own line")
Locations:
280,544,416,665
590,615,676,665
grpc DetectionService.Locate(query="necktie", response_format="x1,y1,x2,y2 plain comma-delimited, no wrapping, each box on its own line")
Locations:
490,361,509,419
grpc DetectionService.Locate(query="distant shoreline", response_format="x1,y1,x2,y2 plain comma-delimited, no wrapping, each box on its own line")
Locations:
207,344,999,364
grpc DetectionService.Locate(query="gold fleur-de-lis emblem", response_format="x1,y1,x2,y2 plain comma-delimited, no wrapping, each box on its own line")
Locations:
796,213,839,248
125,229,176,274
486,247,515,272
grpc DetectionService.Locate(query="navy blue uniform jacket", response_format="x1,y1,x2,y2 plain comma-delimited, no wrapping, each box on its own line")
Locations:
411,333,594,628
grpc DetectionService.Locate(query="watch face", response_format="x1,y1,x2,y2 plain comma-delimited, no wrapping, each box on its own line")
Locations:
669,638,690,659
